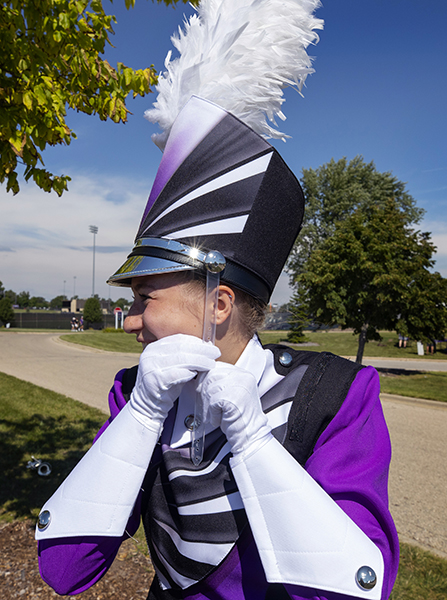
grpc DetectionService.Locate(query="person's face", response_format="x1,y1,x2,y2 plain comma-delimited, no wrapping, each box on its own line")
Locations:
124,273,204,347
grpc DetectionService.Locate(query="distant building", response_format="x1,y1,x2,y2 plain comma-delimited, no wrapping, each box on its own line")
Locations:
70,298,112,314
262,312,292,330
61,300,71,313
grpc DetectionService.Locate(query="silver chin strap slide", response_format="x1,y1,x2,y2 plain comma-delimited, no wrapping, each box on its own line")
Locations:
191,250,226,465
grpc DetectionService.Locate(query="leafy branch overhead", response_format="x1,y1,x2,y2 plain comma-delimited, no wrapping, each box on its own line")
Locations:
0,0,192,196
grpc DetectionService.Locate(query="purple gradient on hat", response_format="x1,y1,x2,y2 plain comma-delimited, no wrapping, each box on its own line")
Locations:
138,97,227,237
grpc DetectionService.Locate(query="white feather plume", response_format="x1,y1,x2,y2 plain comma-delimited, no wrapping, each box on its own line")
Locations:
145,0,323,149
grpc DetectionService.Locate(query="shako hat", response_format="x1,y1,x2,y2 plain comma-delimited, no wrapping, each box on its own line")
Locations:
107,0,323,303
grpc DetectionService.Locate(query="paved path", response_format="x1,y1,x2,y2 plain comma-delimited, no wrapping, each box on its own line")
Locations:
354,357,447,372
1,332,447,558
0,332,138,412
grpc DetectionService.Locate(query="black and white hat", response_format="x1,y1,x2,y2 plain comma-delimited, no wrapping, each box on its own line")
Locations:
107,0,322,303
107,96,304,303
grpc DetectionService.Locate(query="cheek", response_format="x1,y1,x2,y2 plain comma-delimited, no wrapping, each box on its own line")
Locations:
171,299,204,337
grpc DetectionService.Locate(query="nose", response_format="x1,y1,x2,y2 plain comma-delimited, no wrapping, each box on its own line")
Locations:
123,302,143,334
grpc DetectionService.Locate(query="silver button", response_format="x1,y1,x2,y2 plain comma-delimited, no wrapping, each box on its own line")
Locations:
184,415,200,431
278,351,293,367
356,566,377,590
37,510,51,531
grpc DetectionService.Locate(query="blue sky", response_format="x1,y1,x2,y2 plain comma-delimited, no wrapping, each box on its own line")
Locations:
1,0,446,305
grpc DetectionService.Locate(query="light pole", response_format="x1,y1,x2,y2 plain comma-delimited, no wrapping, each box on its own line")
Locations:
89,225,98,297
73,276,77,298
63,280,66,298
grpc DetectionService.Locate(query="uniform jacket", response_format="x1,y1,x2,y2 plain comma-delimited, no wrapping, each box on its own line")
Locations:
38,338,399,599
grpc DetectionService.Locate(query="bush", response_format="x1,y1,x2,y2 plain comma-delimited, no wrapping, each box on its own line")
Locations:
287,331,309,344
0,296,15,326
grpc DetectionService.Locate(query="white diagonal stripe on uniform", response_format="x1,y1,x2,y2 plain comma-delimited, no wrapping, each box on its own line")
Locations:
168,443,232,481
177,491,244,515
155,519,234,565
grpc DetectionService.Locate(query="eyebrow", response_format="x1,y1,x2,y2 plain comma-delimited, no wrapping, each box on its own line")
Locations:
133,282,157,294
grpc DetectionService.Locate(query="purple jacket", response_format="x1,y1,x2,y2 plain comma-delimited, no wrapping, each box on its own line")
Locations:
38,364,399,599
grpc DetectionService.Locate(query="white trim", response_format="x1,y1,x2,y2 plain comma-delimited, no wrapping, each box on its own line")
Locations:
266,400,293,430
167,215,248,239
231,436,385,599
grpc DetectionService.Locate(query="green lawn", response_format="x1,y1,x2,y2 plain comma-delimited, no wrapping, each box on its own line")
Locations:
58,328,447,360
261,329,447,361
379,370,447,403
390,543,447,600
0,371,446,598
60,329,143,353
0,372,106,523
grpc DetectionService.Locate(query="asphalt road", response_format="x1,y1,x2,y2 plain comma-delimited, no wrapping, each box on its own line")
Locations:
1,331,446,558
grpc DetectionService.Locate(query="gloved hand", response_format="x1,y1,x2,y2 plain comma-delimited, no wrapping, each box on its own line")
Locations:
200,363,272,458
129,334,221,435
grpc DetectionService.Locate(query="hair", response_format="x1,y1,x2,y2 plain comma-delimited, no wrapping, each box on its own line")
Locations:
172,269,267,340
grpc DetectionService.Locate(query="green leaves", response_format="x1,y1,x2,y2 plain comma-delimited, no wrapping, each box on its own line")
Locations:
0,0,170,196
288,156,425,277
292,196,447,363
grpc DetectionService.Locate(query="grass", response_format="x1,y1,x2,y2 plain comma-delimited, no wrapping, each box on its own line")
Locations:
284,330,447,361
390,543,447,600
0,372,106,523
58,328,447,360
379,370,447,403
0,371,446,596
60,329,142,353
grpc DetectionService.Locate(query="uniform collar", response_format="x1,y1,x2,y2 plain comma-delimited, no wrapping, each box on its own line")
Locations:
170,335,267,448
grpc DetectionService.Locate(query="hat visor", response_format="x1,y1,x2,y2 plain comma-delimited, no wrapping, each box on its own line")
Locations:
106,254,195,288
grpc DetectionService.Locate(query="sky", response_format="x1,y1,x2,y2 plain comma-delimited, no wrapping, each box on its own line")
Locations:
1,0,446,306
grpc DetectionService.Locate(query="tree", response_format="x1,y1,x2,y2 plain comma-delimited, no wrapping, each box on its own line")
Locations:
0,296,15,326
0,0,190,196
293,199,447,363
0,280,4,298
396,271,447,350
286,292,308,343
29,295,49,308
4,289,16,304
49,294,67,309
111,297,130,310
83,296,103,327
287,156,425,277
16,289,30,308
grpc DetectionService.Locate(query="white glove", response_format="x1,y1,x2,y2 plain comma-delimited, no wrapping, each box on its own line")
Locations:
200,363,272,458
129,334,221,435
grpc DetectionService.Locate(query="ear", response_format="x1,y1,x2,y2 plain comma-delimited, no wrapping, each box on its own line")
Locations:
215,285,236,325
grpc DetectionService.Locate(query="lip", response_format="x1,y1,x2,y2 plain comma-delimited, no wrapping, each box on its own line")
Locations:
137,335,156,346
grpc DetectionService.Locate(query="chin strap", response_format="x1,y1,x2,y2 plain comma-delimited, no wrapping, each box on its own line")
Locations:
35,404,159,540
230,436,384,599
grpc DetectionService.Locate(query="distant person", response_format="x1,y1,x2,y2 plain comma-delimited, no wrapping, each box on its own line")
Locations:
70,317,78,332
79,316,84,332
398,334,408,349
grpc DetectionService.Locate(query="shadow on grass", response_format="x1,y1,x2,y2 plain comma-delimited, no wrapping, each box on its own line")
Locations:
0,413,101,520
